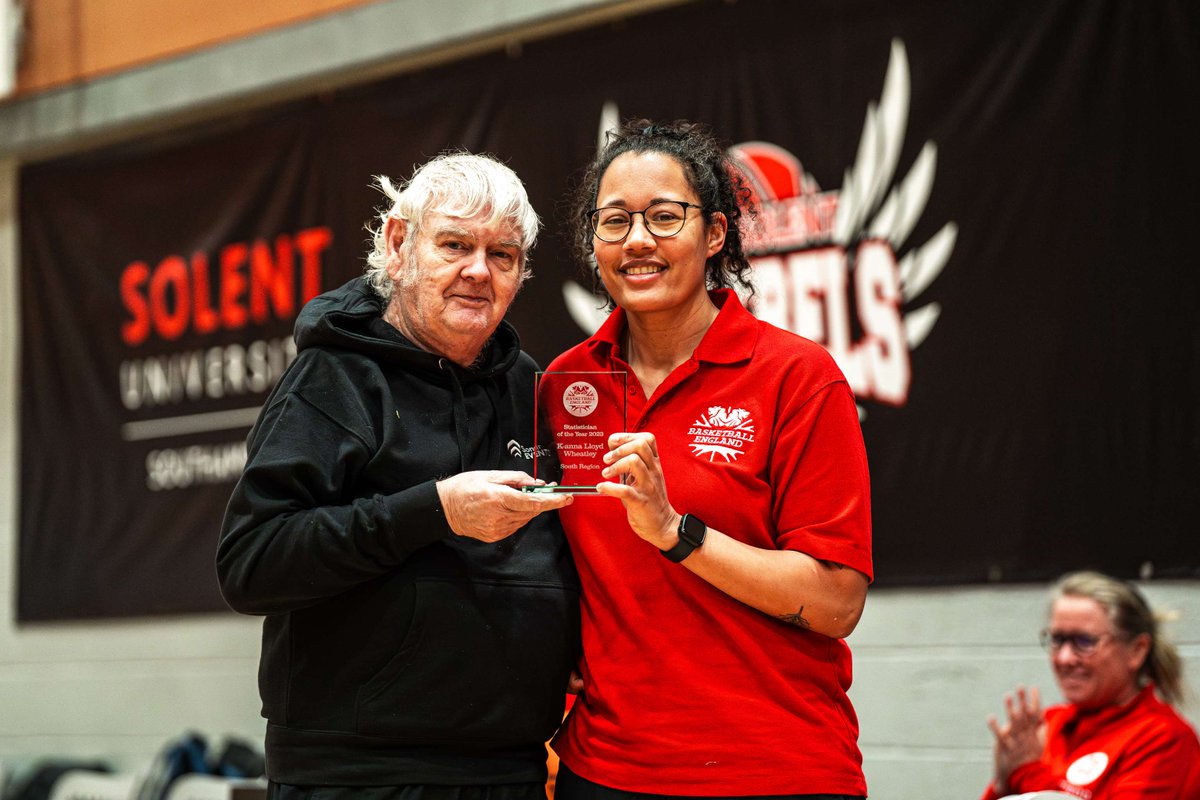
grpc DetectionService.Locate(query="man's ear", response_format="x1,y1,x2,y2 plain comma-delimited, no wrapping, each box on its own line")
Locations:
385,217,407,257
384,217,408,280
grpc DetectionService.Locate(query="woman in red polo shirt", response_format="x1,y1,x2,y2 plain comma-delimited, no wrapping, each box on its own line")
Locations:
547,118,873,799
983,571,1200,800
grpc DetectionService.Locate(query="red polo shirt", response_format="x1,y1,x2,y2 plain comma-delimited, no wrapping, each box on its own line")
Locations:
981,685,1200,800
549,290,872,795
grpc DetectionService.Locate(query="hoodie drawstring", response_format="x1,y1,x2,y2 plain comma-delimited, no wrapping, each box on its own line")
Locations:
440,358,470,474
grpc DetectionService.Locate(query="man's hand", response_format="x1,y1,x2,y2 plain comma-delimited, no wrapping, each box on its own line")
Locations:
437,471,573,542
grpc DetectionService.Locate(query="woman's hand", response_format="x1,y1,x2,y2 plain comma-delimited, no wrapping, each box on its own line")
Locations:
595,431,681,550
987,684,1045,793
594,432,866,638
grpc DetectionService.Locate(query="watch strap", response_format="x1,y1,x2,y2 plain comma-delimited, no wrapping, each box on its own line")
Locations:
661,513,706,563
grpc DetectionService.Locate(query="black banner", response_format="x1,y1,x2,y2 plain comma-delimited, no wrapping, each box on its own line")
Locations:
19,0,1200,620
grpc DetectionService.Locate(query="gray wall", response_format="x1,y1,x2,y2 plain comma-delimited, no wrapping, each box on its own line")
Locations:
1,1,1197,796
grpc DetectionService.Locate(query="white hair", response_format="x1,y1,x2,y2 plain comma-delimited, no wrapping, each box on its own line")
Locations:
364,152,540,299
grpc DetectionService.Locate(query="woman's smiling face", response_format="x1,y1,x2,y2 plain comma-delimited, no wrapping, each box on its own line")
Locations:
592,151,725,316
1048,595,1149,710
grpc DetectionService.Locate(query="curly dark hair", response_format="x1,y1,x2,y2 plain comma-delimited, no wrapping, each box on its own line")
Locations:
568,118,756,304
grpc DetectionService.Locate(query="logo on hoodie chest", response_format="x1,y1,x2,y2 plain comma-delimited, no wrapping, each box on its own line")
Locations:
507,439,550,460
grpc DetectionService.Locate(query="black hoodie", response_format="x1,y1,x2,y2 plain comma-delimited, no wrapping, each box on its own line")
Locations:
217,277,579,785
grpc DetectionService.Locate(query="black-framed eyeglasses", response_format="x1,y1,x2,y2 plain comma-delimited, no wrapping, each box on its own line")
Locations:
1039,629,1114,655
588,201,705,243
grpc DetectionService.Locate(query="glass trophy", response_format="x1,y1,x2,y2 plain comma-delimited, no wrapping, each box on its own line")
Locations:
522,370,628,494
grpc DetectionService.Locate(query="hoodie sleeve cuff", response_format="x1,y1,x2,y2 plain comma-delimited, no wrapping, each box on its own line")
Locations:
379,480,456,555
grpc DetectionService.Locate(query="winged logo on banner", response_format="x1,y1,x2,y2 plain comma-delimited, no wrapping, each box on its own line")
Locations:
562,40,956,408
828,38,956,353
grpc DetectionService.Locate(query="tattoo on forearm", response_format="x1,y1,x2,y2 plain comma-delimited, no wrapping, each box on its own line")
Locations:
778,606,812,628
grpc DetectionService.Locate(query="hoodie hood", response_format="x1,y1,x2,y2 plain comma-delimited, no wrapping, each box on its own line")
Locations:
294,277,521,381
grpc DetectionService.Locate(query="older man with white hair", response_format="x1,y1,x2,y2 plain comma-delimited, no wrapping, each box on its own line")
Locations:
218,152,578,800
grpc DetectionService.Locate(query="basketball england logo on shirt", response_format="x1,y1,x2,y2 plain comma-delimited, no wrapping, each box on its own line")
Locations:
687,406,756,462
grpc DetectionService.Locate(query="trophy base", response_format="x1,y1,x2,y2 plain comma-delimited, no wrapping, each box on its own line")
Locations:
521,485,602,495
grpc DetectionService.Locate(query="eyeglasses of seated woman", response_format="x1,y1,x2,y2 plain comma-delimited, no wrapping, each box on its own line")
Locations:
1039,628,1116,656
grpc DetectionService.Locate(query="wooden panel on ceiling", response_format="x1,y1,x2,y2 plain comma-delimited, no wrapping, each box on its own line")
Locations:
15,0,379,95
15,0,83,94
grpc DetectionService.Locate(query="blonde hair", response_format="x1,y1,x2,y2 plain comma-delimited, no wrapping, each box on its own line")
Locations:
1053,571,1187,706
364,152,540,299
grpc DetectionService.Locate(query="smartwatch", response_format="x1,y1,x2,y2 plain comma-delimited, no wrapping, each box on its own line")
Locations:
661,513,707,563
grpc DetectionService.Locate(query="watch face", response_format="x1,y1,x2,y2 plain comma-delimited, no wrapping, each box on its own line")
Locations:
680,514,706,547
